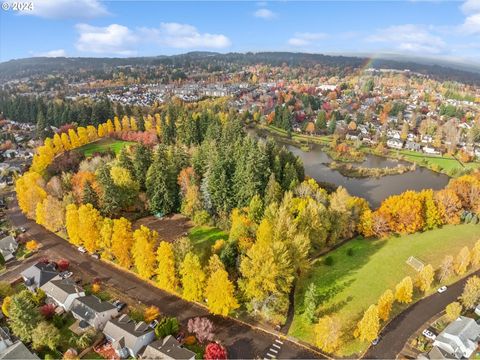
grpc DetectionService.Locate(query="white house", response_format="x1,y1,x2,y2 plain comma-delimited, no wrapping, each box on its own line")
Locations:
433,316,480,359
387,138,404,150
0,236,17,262
41,278,85,312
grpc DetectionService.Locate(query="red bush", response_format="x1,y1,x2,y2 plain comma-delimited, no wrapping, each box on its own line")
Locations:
40,303,56,319
204,343,227,360
57,259,69,271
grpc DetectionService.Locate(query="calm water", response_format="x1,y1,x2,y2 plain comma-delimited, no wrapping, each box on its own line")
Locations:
287,144,450,208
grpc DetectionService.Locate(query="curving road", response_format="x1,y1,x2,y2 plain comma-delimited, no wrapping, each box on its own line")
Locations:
2,197,323,360
364,270,480,359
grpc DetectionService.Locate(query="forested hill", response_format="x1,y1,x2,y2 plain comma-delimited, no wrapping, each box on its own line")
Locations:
1,52,480,85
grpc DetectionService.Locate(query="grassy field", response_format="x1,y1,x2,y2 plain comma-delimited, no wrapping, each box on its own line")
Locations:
289,224,480,356
188,226,228,263
392,149,480,174
77,138,134,157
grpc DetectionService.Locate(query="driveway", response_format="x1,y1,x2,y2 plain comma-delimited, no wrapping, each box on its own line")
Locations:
364,270,480,359
3,199,322,360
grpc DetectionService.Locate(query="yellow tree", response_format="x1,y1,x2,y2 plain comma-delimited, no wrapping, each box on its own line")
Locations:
97,124,106,138
395,276,413,304
78,204,102,253
144,306,160,322
315,316,342,353
60,132,71,151
355,305,380,342
86,125,98,142
455,246,471,275
15,171,47,219
130,117,137,131
42,195,64,232
471,240,480,267
77,127,89,146
121,116,130,131
52,133,64,154
114,116,122,132
35,202,46,228
377,289,394,321
132,226,158,279
445,302,462,322
460,276,480,309
416,264,435,293
68,129,80,149
106,119,115,134
180,252,206,302
205,267,239,316
65,204,81,246
111,217,134,268
99,218,114,259
156,241,177,292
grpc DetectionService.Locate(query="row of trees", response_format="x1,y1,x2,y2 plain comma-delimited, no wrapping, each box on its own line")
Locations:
358,173,480,238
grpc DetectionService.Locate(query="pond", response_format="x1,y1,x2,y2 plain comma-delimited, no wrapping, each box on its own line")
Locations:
248,129,450,208
287,143,450,208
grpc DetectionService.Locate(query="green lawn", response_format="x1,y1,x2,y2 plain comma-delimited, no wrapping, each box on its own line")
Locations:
188,226,228,263
289,224,480,356
392,149,480,175
77,138,134,157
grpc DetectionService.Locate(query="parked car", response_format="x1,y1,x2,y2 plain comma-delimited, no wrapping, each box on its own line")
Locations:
18,226,26,233
371,337,380,346
59,271,73,279
77,246,87,253
437,286,447,293
91,253,100,259
148,319,159,329
422,329,436,340
112,300,126,311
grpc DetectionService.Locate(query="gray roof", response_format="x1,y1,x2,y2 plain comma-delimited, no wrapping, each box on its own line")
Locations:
0,341,39,359
0,328,10,343
0,236,17,260
71,295,116,322
141,336,196,360
104,314,154,350
426,346,456,360
434,316,480,359
20,262,58,288
41,278,84,304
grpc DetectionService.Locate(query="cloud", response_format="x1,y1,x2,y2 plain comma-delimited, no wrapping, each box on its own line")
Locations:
288,32,327,46
461,0,480,14
35,49,67,57
367,24,446,54
254,8,276,19
459,0,480,34
140,23,231,49
75,24,138,55
20,0,109,19
75,22,231,55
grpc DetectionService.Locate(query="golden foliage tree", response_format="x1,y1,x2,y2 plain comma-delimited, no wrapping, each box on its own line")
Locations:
471,240,480,267
355,305,380,342
132,226,158,279
99,218,114,260
15,171,47,219
65,204,81,246
445,302,462,322
144,305,160,322
78,204,102,253
314,316,342,353
377,289,394,321
205,267,239,316
454,246,471,275
416,264,435,293
461,276,480,309
111,217,134,268
395,276,413,304
180,252,206,302
156,241,177,292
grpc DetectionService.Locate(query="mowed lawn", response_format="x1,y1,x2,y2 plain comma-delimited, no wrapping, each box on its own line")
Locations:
77,138,134,157
289,224,480,356
188,226,228,263
395,149,480,173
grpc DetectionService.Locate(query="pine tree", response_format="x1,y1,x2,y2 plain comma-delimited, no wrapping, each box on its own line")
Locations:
315,111,327,131
82,181,99,208
303,283,318,323
36,110,46,140
132,144,152,190
8,290,41,342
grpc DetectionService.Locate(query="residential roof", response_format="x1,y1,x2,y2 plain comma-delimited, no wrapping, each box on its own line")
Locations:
40,278,84,304
0,236,17,261
20,262,58,288
434,316,480,359
141,336,196,360
426,346,456,359
0,341,39,360
104,314,154,351
71,295,116,323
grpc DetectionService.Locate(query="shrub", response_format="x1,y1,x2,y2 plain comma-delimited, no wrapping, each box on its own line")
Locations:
347,248,354,256
204,343,227,360
325,256,334,266
193,210,211,226
184,335,196,345
56,259,69,271
25,240,39,251
40,304,56,319
144,305,160,323
187,317,215,344
155,317,179,338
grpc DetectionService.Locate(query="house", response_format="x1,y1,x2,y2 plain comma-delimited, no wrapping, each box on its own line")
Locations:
432,316,480,359
140,336,196,360
423,146,441,155
418,345,456,359
21,262,58,291
387,138,404,149
0,341,39,359
103,314,156,358
405,141,422,152
0,328,12,353
41,278,85,311
0,236,17,262
71,295,118,331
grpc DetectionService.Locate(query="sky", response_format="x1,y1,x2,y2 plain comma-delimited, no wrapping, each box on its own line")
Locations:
1,0,480,63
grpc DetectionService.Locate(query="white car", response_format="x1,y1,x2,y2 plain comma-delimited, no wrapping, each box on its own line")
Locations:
422,329,436,340
437,286,447,293
59,271,73,279
77,246,87,253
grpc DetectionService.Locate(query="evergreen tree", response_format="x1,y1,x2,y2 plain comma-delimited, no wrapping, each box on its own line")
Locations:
264,173,282,206
8,290,41,342
36,110,47,140
315,111,327,131
82,181,99,208
132,144,152,191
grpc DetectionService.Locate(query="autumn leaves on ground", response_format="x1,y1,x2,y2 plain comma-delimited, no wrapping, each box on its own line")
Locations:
13,101,480,357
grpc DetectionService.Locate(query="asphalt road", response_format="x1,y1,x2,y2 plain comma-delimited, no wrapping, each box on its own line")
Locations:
365,269,480,359
2,199,322,360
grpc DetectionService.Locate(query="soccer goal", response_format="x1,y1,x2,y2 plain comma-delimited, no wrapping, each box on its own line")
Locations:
406,256,425,272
